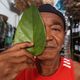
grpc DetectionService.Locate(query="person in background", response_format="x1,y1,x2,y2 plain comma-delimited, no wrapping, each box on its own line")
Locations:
0,4,80,80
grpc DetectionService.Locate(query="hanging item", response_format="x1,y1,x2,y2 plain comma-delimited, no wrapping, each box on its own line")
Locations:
0,14,15,51
54,0,65,13
0,14,8,51
8,0,54,15
13,5,46,56
15,0,44,12
4,24,15,48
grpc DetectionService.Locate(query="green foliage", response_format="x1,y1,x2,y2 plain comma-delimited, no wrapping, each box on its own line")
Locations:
13,5,46,56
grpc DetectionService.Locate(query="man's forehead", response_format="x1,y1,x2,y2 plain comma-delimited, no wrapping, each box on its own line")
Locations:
40,12,65,27
38,4,66,30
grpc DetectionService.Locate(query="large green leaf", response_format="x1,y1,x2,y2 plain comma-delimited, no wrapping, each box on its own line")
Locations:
13,5,46,56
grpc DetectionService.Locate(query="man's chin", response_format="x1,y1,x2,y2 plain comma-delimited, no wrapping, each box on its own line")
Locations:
37,49,59,60
44,48,58,53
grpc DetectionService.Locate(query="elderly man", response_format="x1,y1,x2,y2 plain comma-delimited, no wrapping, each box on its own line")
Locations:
0,4,80,80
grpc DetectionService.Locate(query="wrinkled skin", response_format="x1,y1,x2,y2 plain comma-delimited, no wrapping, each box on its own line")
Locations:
0,12,80,80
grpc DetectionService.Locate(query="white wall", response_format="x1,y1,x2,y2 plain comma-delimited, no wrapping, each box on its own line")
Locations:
0,0,19,27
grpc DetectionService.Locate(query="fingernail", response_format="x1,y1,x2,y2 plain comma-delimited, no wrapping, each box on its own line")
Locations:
30,42,33,45
25,42,33,46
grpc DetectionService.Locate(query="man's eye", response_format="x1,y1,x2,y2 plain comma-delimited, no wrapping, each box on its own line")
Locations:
51,25,61,32
51,28,60,31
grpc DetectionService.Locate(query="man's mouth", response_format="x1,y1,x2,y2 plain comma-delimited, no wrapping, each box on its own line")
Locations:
45,42,57,48
45,46,55,48
45,45,57,49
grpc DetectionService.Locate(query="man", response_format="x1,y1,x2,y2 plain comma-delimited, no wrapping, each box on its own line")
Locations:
0,4,80,80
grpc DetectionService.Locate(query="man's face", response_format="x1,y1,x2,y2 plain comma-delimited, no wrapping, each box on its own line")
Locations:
38,12,65,60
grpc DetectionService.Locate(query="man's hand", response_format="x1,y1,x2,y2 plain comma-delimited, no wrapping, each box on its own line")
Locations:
0,42,34,80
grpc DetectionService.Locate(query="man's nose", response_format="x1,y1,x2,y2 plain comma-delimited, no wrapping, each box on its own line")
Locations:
46,28,53,41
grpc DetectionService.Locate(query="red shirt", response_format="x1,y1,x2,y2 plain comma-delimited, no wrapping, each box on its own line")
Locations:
16,57,74,80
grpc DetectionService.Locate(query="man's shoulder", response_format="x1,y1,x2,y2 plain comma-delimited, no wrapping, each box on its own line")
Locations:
73,61,80,80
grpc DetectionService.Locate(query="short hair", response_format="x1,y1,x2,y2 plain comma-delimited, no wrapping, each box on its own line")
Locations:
38,4,66,31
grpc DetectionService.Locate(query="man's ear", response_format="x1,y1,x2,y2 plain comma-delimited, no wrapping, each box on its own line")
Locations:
62,44,64,48
64,29,67,35
65,32,66,35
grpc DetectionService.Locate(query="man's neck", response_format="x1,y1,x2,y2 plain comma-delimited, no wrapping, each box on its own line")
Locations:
37,54,61,76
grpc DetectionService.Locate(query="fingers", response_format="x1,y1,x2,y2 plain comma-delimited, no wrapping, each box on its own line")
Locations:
0,49,33,61
2,42,33,53
6,56,28,64
7,56,34,64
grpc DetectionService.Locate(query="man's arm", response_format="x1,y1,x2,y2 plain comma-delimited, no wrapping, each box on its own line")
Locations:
73,61,80,80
